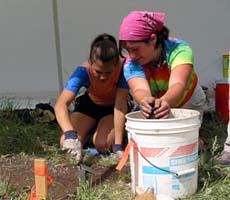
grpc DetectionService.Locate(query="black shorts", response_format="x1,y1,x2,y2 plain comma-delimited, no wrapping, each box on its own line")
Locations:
73,93,114,121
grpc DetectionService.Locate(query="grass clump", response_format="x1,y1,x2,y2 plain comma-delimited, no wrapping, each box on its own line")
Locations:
69,179,134,200
0,180,29,200
182,112,229,199
0,116,60,156
72,179,110,200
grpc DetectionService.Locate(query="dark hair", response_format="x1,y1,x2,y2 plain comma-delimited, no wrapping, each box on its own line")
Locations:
119,26,170,57
89,33,119,66
155,26,169,48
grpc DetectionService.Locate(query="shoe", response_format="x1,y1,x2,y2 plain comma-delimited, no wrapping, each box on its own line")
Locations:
62,138,83,165
217,151,230,166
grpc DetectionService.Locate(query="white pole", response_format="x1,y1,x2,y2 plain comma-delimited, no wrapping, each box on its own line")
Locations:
52,0,63,93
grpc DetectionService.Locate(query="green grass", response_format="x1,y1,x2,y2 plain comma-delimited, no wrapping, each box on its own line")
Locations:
71,179,133,200
0,180,29,200
180,112,230,200
0,101,230,199
0,117,60,155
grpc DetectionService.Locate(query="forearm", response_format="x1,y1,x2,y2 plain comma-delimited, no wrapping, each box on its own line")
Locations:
113,88,130,144
54,90,76,132
128,77,152,105
162,64,192,106
114,97,128,144
132,88,152,105
160,83,186,107
55,104,74,132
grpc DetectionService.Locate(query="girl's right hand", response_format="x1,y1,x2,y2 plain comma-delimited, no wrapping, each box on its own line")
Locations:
140,97,170,119
139,96,155,119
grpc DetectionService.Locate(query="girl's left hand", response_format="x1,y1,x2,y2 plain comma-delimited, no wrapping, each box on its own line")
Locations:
153,99,170,119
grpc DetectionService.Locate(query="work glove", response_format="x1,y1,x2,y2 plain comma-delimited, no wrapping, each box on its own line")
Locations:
112,144,124,160
62,130,83,165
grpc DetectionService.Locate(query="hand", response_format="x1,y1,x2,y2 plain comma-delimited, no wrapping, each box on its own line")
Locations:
62,138,83,164
153,98,170,119
139,96,155,118
112,144,124,160
140,97,170,119
111,150,124,161
115,150,124,159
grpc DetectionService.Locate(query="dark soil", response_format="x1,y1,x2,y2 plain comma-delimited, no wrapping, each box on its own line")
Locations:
0,155,78,199
0,154,123,200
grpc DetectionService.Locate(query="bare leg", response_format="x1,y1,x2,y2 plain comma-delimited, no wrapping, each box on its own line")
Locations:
93,115,115,153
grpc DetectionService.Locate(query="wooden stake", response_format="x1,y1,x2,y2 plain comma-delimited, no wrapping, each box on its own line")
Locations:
34,159,48,200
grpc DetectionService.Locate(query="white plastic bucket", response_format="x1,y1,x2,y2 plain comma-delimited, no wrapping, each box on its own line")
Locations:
125,108,200,199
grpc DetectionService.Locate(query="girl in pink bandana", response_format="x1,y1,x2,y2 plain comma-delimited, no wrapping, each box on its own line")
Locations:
119,11,206,120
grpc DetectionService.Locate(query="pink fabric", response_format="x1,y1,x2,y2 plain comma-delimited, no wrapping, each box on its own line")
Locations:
119,11,165,41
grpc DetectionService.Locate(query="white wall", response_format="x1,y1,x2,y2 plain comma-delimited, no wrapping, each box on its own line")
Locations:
0,0,230,103
58,0,230,88
164,0,230,87
0,0,58,98
58,0,161,83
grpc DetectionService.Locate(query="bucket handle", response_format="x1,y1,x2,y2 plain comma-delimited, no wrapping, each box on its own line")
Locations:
132,138,196,177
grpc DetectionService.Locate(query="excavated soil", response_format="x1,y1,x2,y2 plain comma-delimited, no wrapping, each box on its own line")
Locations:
0,154,124,200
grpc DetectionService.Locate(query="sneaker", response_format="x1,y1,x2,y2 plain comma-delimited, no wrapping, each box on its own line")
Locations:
62,138,83,165
217,151,230,166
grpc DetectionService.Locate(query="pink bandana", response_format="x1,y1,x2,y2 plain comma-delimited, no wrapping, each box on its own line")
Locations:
119,11,165,41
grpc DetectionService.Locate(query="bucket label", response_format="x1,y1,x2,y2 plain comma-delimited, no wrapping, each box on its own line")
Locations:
143,166,170,175
136,142,198,198
170,152,198,166
141,152,198,174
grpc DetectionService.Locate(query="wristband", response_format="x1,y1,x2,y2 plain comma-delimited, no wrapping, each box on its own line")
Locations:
64,130,77,140
112,144,124,153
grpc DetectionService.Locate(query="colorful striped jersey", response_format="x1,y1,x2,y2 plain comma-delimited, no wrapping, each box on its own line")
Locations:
123,38,198,107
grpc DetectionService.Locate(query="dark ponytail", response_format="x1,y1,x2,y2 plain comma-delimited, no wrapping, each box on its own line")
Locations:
89,33,119,65
156,26,169,48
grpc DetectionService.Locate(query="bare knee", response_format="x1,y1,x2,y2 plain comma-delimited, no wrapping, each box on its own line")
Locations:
93,132,114,153
94,140,109,153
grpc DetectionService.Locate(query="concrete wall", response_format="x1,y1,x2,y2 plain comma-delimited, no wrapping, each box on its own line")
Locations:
0,0,229,105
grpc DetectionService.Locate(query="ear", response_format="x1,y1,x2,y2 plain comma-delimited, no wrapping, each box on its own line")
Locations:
148,34,157,47
150,33,157,41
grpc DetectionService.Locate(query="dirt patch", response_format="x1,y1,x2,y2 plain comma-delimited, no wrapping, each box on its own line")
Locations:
0,155,79,199
0,154,125,200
